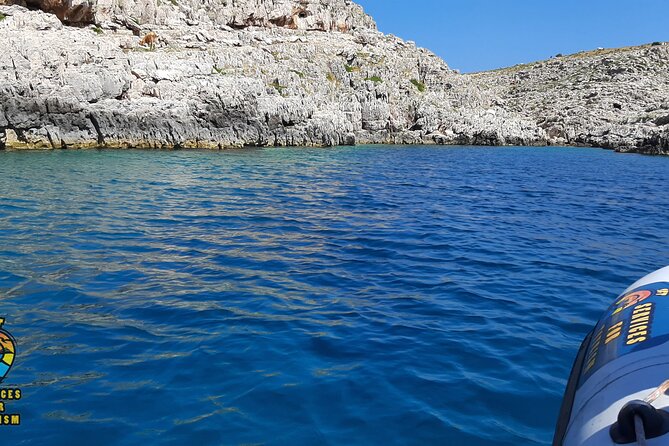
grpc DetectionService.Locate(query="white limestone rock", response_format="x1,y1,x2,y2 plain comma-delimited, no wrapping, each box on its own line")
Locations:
0,1,667,154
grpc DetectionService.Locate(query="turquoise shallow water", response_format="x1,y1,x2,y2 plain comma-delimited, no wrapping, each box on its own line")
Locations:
0,146,667,445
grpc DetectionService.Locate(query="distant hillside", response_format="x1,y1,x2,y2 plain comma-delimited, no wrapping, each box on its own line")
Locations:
472,43,669,154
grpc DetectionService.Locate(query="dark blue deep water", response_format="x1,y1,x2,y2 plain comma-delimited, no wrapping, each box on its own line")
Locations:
0,146,667,445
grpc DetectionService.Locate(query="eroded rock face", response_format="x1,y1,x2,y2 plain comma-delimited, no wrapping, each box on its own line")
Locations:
0,0,375,30
0,0,94,24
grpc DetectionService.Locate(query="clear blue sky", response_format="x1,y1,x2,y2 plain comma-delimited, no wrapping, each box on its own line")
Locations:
356,0,669,72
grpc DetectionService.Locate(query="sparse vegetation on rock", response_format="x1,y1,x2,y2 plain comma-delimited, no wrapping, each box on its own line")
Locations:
270,80,287,94
410,79,426,92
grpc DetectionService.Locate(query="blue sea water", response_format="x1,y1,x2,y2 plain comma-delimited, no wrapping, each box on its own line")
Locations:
0,146,667,445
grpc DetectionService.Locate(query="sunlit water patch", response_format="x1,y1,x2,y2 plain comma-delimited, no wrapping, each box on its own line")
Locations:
0,146,667,445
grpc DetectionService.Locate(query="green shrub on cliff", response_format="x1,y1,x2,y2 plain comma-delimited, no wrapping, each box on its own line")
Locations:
365,76,383,83
270,80,287,94
345,65,360,73
93,26,104,35
410,79,426,92
0,13,6,22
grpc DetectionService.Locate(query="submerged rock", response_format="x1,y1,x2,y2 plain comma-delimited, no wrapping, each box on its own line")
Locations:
0,0,666,154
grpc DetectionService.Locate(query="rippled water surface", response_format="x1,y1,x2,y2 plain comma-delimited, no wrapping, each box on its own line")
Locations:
0,146,668,445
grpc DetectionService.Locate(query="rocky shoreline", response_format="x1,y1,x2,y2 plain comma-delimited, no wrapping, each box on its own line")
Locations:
0,0,667,154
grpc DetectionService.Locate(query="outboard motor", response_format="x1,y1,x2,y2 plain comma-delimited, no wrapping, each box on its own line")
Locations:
554,266,669,445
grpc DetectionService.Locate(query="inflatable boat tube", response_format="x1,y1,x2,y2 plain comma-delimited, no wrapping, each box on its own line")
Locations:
554,266,669,445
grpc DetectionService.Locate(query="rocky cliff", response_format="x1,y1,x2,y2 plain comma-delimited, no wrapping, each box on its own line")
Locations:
0,0,667,154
